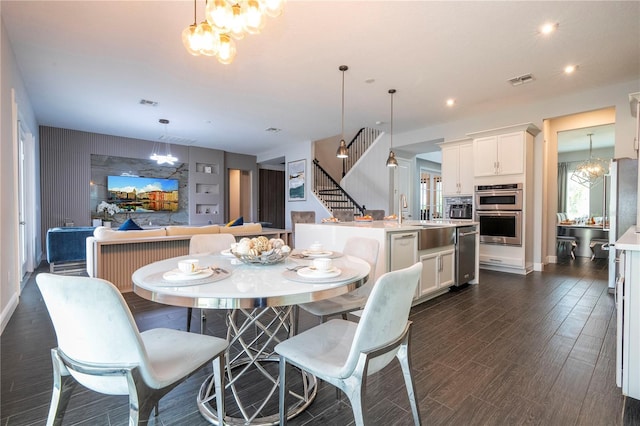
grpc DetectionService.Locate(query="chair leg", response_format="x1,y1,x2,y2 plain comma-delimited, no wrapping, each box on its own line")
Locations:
212,354,225,425
279,356,289,425
200,309,207,334
187,307,193,332
48,349,78,426
344,375,368,426
397,341,422,426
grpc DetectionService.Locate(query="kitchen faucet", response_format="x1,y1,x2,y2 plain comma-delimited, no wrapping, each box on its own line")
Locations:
398,194,407,225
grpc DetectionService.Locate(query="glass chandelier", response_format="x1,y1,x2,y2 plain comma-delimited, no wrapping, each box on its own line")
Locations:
150,119,178,165
182,0,285,65
570,133,608,188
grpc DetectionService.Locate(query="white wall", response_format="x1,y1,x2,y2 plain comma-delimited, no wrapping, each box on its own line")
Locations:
281,140,328,229
1,10,39,333
341,132,390,214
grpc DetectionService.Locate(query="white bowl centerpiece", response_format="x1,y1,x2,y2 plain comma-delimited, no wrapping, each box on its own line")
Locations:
230,236,291,265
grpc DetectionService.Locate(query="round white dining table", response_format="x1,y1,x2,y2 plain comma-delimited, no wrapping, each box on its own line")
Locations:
132,252,370,426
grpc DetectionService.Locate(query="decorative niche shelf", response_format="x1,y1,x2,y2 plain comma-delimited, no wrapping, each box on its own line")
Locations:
196,204,219,215
196,163,219,174
196,183,219,195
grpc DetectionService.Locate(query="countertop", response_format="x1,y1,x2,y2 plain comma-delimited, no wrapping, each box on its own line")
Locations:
615,226,640,251
317,220,477,231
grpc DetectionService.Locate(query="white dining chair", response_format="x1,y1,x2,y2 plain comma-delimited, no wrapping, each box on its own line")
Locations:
36,273,228,426
297,237,379,323
276,262,423,426
187,233,236,332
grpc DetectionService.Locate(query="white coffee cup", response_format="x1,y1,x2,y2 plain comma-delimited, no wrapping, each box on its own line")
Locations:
313,258,333,271
309,242,323,252
178,259,200,274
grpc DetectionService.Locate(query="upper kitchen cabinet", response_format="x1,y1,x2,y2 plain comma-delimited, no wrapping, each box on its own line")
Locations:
469,123,540,178
440,139,474,196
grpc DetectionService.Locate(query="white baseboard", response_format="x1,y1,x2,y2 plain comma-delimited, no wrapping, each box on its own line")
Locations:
0,291,19,335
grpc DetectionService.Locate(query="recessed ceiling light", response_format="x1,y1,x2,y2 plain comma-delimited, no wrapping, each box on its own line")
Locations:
364,78,375,84
564,64,578,74
539,22,559,35
446,98,456,107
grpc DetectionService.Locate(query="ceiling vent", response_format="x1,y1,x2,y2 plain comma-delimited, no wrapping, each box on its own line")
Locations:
508,73,534,86
139,99,158,107
265,127,282,133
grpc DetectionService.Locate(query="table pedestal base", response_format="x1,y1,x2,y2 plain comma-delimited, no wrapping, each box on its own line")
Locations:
197,306,317,425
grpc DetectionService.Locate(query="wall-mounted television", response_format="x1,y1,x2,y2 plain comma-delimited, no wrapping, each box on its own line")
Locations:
107,175,179,212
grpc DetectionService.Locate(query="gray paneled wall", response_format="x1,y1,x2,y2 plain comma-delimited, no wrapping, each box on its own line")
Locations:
39,126,234,250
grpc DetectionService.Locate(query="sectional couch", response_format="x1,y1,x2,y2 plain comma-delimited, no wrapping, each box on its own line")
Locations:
86,223,291,292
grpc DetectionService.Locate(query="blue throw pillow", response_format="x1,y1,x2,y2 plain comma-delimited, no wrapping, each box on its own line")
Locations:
225,216,244,227
119,218,143,231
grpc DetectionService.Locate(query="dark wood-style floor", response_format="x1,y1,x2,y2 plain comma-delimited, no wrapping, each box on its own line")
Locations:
2,256,639,425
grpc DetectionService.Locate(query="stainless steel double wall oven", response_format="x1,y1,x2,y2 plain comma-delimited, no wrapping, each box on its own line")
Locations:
475,183,523,246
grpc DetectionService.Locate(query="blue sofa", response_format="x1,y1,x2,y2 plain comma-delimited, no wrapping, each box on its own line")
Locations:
46,227,96,273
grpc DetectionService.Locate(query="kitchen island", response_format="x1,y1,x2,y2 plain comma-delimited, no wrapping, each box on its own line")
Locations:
295,220,479,305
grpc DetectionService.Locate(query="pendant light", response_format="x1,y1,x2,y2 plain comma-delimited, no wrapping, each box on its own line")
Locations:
386,89,398,167
150,119,178,165
336,65,349,159
570,132,607,188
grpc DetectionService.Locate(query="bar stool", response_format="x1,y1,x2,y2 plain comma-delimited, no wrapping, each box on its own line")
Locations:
557,236,578,259
589,238,609,261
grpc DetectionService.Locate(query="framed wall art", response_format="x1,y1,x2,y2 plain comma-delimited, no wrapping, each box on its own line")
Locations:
287,159,306,201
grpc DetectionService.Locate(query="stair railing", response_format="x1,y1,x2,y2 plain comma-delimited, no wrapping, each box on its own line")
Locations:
341,127,382,177
313,159,365,215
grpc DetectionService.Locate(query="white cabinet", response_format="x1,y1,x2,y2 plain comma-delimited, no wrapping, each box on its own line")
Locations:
418,247,454,298
616,229,640,399
388,232,418,272
473,132,525,177
441,140,474,195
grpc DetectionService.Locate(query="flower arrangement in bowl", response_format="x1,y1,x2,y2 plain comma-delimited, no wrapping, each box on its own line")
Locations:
97,201,121,221
230,236,291,265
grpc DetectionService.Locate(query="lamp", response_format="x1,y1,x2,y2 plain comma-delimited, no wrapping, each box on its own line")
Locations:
336,65,349,159
182,0,284,64
570,132,607,188
386,89,398,167
150,119,178,165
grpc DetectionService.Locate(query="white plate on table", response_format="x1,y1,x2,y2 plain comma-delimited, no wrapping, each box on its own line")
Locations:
163,268,214,281
301,250,333,258
220,249,235,257
297,266,341,279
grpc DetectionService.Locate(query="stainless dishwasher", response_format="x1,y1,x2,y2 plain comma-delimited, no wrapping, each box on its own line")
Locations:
455,226,477,286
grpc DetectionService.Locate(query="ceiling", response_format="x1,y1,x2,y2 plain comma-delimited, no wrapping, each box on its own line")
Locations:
557,123,615,154
2,1,639,160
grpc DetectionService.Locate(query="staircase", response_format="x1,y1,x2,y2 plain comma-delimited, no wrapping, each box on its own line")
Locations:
313,127,381,217
339,127,381,177
313,159,364,217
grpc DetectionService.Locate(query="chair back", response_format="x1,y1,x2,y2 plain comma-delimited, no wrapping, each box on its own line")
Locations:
290,211,315,247
364,209,385,220
339,262,422,378
342,237,379,290
332,210,354,223
36,273,148,394
190,233,236,255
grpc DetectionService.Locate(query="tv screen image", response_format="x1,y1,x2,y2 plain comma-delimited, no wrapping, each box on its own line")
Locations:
107,175,179,212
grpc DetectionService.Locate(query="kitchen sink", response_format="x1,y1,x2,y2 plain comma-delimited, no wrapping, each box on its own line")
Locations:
416,226,455,250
